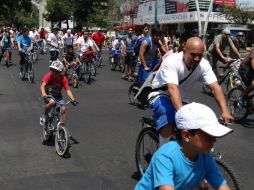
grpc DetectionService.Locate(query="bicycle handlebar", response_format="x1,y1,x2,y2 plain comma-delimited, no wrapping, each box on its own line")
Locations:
43,95,78,106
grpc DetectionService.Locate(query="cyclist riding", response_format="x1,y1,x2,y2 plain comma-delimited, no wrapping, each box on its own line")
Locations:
0,30,14,63
207,28,241,76
148,37,233,146
62,45,80,76
38,27,47,53
134,102,233,190
47,25,61,61
76,30,96,57
92,29,105,53
17,27,32,65
40,59,78,126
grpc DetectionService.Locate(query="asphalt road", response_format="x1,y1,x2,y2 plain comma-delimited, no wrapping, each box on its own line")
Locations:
0,49,253,190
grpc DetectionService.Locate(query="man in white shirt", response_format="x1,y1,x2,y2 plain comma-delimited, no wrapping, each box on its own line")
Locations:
29,27,39,42
47,25,61,61
62,29,73,53
76,30,95,54
149,37,233,146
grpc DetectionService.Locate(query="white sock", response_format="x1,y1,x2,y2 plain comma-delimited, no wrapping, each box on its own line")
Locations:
159,134,171,147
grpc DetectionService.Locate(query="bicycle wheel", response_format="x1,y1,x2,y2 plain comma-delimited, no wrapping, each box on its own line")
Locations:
55,124,70,156
90,61,97,76
71,73,78,88
78,62,84,80
215,158,243,190
128,82,141,105
135,127,159,176
19,63,26,80
227,87,249,121
119,56,125,73
83,62,91,84
27,61,34,83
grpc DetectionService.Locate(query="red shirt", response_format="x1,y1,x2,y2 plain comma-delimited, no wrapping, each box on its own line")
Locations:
92,32,105,46
39,31,47,39
42,72,69,97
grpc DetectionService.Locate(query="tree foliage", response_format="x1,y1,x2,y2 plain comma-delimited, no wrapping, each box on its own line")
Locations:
219,6,254,25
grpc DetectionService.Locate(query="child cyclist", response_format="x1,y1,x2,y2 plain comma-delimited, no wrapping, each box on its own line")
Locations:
135,102,233,190
62,45,80,76
40,59,78,126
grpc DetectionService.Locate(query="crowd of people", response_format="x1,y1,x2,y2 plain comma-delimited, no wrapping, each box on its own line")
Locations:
0,23,253,189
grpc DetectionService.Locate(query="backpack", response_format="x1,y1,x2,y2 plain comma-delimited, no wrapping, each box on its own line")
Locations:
134,37,151,55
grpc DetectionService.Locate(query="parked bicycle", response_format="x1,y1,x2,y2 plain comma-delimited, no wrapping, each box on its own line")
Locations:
203,58,242,94
40,95,78,157
19,50,34,83
227,87,254,122
135,116,243,189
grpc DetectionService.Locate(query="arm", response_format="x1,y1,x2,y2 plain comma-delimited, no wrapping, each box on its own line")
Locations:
216,184,231,190
159,186,174,190
40,82,47,97
159,42,167,55
167,83,183,110
215,43,227,62
251,57,254,70
139,40,149,70
66,89,75,101
209,82,233,122
231,45,241,59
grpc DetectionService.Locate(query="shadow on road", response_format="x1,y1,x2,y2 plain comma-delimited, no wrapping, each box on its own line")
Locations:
131,172,141,181
237,118,254,128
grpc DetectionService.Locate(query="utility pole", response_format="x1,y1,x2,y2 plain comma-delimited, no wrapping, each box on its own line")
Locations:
154,0,158,26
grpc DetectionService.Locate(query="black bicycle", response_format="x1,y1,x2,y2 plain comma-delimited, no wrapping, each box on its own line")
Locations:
135,116,243,189
227,87,254,122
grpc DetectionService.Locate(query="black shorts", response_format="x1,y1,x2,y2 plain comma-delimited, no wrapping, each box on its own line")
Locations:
238,64,254,86
125,53,136,65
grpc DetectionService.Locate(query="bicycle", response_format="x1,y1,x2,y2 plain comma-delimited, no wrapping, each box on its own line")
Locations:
203,58,242,94
4,47,12,67
79,50,96,84
110,50,124,72
135,116,243,189
40,95,78,157
95,51,103,67
227,86,254,122
19,50,35,83
66,62,79,88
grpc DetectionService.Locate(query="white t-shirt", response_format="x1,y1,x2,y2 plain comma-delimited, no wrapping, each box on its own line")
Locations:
29,31,38,42
47,33,61,51
62,33,73,45
150,52,217,102
76,37,93,52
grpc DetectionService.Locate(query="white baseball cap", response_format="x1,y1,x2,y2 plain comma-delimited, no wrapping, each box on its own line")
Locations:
67,29,71,33
222,28,230,35
175,103,233,137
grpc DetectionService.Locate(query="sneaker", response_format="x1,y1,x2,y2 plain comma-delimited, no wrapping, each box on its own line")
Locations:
121,74,128,80
128,76,135,82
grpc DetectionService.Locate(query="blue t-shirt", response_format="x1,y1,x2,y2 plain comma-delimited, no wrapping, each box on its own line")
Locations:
126,34,137,53
134,141,226,190
17,35,31,51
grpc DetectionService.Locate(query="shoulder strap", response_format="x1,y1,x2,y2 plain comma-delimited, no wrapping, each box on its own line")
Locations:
152,66,197,91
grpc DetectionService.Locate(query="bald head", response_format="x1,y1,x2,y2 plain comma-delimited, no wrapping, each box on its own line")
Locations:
183,37,205,70
185,37,205,52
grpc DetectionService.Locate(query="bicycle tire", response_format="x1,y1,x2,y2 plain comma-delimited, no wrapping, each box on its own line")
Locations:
55,124,70,157
19,64,26,80
215,158,244,190
27,61,34,83
128,83,141,105
110,60,117,71
90,61,97,76
135,127,159,176
227,87,249,121
78,62,85,80
83,62,91,84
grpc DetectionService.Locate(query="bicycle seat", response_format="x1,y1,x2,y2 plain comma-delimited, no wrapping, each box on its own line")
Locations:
142,116,155,126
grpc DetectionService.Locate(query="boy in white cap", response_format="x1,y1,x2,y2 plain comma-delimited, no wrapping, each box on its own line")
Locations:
134,102,233,190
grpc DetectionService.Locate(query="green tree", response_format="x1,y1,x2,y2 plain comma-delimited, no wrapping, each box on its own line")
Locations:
219,6,254,25
44,0,73,28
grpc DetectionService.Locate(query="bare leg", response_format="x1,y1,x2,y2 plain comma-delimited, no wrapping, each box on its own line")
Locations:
61,106,67,124
159,124,173,146
44,99,55,115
